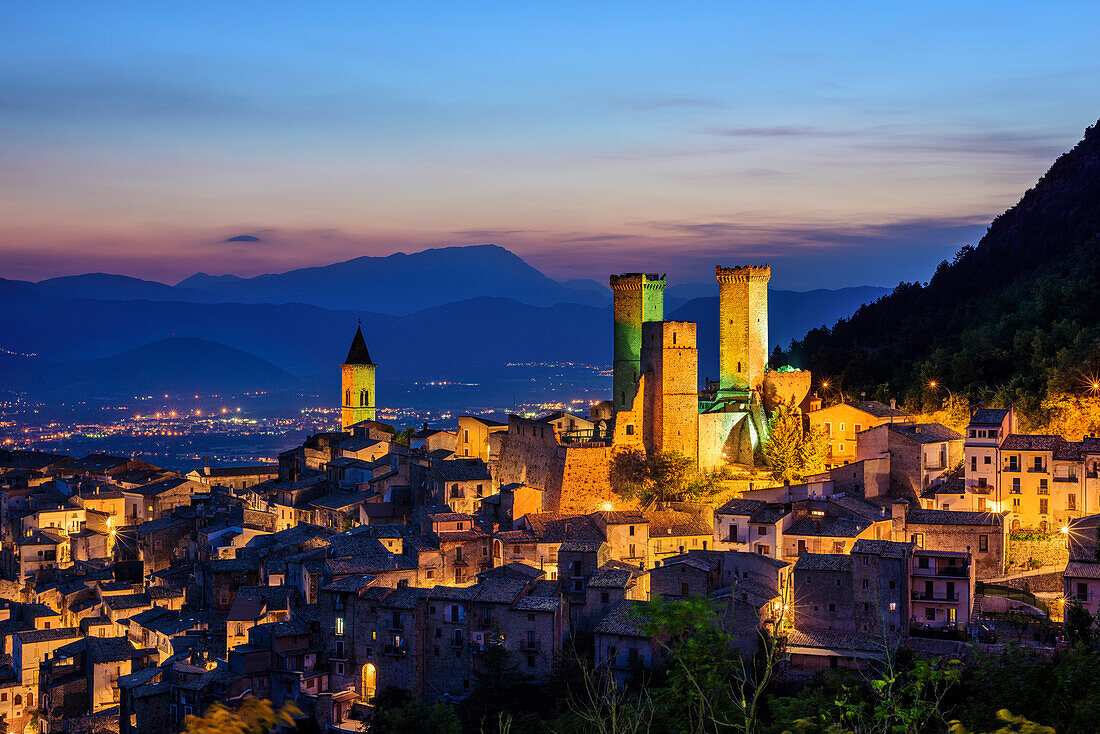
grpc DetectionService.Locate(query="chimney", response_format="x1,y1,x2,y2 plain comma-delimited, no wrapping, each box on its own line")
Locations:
890,399,897,409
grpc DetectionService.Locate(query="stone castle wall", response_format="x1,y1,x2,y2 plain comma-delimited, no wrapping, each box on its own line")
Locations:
761,369,812,413
716,265,770,392
610,273,665,413
641,321,698,461
495,415,628,514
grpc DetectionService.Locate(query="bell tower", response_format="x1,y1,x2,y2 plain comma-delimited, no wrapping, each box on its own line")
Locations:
341,321,376,430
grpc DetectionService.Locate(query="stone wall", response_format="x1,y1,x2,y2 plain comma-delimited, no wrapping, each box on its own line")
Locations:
1006,534,1069,570
495,415,626,514
762,369,812,414
716,265,770,392
641,321,699,461
699,412,753,470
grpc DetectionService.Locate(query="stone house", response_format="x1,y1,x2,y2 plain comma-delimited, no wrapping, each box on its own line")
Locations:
910,549,972,631
454,416,508,461
805,400,912,468
891,501,1007,579
432,459,494,516
857,422,963,499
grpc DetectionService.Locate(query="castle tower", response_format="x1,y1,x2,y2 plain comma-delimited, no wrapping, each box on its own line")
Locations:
641,321,699,461
610,273,666,412
341,322,376,430
716,265,770,392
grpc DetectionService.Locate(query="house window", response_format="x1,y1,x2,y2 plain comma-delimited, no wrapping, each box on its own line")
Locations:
971,457,977,472
601,591,609,603
1013,498,1020,509
984,456,991,464
625,424,634,436
335,617,345,636
926,607,936,620
889,602,897,612
1012,478,1021,493
824,422,832,436
1069,494,1078,511
855,424,862,433
978,498,987,511
910,533,924,549
1040,499,1049,515
979,535,989,553
758,526,767,537
828,603,836,612
628,525,635,536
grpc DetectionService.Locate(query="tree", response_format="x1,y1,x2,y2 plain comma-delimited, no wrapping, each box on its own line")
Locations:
610,451,718,506
762,402,804,483
761,401,826,483
182,698,300,734
393,426,415,445
368,688,461,734
950,710,1055,734
1064,602,1095,646
829,655,962,734
1040,393,1100,439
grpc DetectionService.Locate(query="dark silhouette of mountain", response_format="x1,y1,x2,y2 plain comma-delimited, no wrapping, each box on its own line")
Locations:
175,244,607,313
668,286,891,382
37,273,223,303
2,337,301,399
775,119,1100,416
0,272,888,402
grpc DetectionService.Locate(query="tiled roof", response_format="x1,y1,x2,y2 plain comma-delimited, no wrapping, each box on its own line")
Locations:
969,408,1009,426
513,595,560,612
16,627,80,644
587,567,637,589
787,628,886,654
1065,561,1100,580
647,510,712,537
794,553,852,572
525,513,602,543
594,600,650,637
787,515,870,538
844,400,911,419
852,539,914,558
716,498,766,516
750,505,790,524
1000,434,1063,452
1055,441,1084,461
381,586,431,610
889,423,963,444
906,508,1002,527
433,459,491,482
103,593,152,611
559,540,604,553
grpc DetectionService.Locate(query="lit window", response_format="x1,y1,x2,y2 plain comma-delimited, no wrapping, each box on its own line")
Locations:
889,602,897,612
335,617,345,636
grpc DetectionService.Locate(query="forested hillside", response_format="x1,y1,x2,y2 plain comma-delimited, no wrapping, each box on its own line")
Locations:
775,120,1100,427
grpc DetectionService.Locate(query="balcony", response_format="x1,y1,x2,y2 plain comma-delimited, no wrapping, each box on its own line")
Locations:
383,644,407,657
1037,488,1049,496
1055,476,1078,483
911,564,968,578
477,615,493,628
1027,467,1048,474
1004,466,1021,473
520,635,541,652
911,591,960,602
450,637,465,649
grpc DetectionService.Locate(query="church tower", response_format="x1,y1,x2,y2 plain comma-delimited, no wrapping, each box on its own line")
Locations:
716,265,770,392
610,273,665,413
341,322,376,430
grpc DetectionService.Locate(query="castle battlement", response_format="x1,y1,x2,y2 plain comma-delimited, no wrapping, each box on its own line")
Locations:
609,273,666,291
716,265,771,284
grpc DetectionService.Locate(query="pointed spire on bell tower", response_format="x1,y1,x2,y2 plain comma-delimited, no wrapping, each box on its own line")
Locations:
344,322,374,365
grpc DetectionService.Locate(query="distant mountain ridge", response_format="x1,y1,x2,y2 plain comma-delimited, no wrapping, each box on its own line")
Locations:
2,337,301,399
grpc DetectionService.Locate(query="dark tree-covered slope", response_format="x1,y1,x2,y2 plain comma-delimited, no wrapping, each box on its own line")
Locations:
776,120,1100,416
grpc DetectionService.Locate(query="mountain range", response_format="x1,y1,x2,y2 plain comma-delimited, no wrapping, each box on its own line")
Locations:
1,246,890,402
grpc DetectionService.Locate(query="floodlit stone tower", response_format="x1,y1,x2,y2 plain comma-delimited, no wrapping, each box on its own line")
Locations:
341,322,376,430
641,321,699,461
610,273,666,412
717,265,770,392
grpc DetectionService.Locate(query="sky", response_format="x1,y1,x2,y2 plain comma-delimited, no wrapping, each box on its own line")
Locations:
1,2,1098,290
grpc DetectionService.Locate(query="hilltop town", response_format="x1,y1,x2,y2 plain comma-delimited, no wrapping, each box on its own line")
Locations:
0,264,1093,733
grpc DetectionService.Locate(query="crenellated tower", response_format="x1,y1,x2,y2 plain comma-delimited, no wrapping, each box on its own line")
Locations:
716,265,770,392
610,273,666,413
341,322,376,430
641,320,699,461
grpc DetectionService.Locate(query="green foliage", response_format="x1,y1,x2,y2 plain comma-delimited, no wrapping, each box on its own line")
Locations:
394,426,415,445
773,121,1100,426
610,450,719,505
829,658,962,734
950,710,1055,734
368,687,461,734
1064,602,1095,646
761,401,823,483
182,698,300,734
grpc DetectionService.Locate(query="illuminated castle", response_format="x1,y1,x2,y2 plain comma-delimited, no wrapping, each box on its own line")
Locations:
610,265,811,470
340,322,377,430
